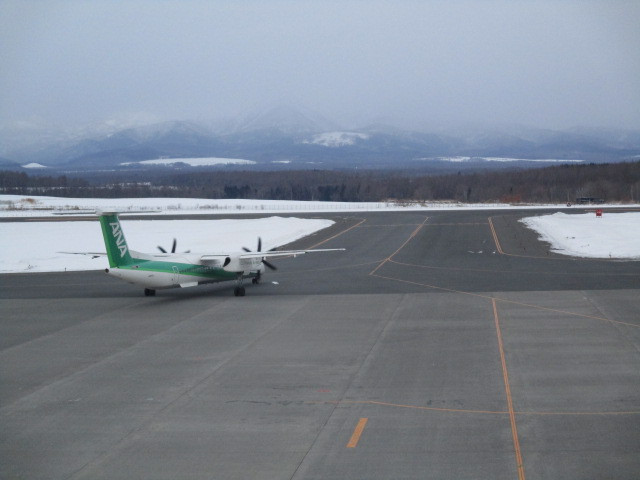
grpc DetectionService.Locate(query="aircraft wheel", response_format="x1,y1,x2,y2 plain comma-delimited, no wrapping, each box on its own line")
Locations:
144,288,156,297
234,286,246,297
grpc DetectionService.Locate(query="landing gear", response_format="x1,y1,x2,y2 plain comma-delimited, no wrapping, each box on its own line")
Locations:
234,274,246,297
251,272,261,285
144,288,156,297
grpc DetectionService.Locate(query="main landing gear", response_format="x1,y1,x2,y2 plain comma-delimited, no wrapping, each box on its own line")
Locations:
234,272,262,296
144,288,156,297
234,274,246,297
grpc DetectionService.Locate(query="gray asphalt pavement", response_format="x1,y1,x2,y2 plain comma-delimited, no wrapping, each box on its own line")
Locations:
1,210,639,479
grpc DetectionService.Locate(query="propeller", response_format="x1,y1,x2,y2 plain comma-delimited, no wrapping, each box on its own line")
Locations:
157,238,177,254
243,237,278,270
157,238,190,254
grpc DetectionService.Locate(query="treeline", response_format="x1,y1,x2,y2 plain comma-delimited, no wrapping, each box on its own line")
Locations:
1,161,639,203
0,172,90,194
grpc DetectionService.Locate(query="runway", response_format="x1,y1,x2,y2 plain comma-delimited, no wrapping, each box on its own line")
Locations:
1,210,639,479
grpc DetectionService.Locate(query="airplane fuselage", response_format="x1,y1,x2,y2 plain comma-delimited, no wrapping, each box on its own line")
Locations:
105,252,265,290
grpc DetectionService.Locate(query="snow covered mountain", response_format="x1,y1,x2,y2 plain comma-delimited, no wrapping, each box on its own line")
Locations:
2,107,638,171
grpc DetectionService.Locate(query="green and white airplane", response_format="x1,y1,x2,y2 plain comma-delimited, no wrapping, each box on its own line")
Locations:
94,211,344,297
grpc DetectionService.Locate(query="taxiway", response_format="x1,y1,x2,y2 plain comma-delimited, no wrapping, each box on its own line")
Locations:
1,210,639,479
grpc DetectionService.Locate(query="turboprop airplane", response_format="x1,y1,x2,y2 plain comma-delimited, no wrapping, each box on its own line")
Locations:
87,211,343,297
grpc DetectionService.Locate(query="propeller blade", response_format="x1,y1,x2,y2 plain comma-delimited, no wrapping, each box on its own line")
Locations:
243,237,277,270
262,259,278,271
171,238,177,253
157,246,167,253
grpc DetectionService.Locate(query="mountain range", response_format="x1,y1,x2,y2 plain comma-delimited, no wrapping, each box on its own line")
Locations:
1,106,639,171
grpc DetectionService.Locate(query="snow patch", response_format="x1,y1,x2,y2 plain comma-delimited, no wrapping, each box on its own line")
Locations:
120,157,256,166
303,132,370,147
520,212,640,259
22,163,48,168
420,157,584,163
483,157,584,163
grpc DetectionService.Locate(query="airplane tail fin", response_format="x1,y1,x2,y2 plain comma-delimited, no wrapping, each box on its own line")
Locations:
98,211,134,267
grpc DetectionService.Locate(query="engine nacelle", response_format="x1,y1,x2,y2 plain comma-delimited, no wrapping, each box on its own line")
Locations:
223,255,261,273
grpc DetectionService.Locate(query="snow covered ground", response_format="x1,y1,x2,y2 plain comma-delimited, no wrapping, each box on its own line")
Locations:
0,195,638,273
0,216,334,273
520,212,640,260
120,157,256,167
0,194,627,218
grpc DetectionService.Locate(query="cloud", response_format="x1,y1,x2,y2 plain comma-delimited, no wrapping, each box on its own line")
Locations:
1,0,639,130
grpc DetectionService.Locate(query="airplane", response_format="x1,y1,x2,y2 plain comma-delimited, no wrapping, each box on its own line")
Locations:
78,210,344,297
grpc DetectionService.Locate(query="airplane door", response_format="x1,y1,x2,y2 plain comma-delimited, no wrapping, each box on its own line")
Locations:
172,266,179,285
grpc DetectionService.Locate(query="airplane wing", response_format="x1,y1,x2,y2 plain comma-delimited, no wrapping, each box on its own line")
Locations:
59,249,154,260
200,248,344,263
58,251,107,259
240,248,345,259
200,248,345,266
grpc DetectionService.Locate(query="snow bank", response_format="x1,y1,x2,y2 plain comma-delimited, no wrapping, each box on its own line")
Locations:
520,212,640,260
0,217,333,273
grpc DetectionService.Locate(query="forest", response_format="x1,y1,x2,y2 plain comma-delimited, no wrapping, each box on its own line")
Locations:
1,161,639,204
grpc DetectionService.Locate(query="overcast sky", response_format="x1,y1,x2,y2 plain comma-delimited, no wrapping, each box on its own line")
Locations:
1,0,639,131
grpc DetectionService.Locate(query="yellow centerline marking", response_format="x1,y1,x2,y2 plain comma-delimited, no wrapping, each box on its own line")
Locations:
322,400,507,415
276,218,367,260
493,299,526,480
488,216,505,254
369,217,429,276
308,218,367,248
346,418,368,448
313,399,640,416
307,218,367,249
